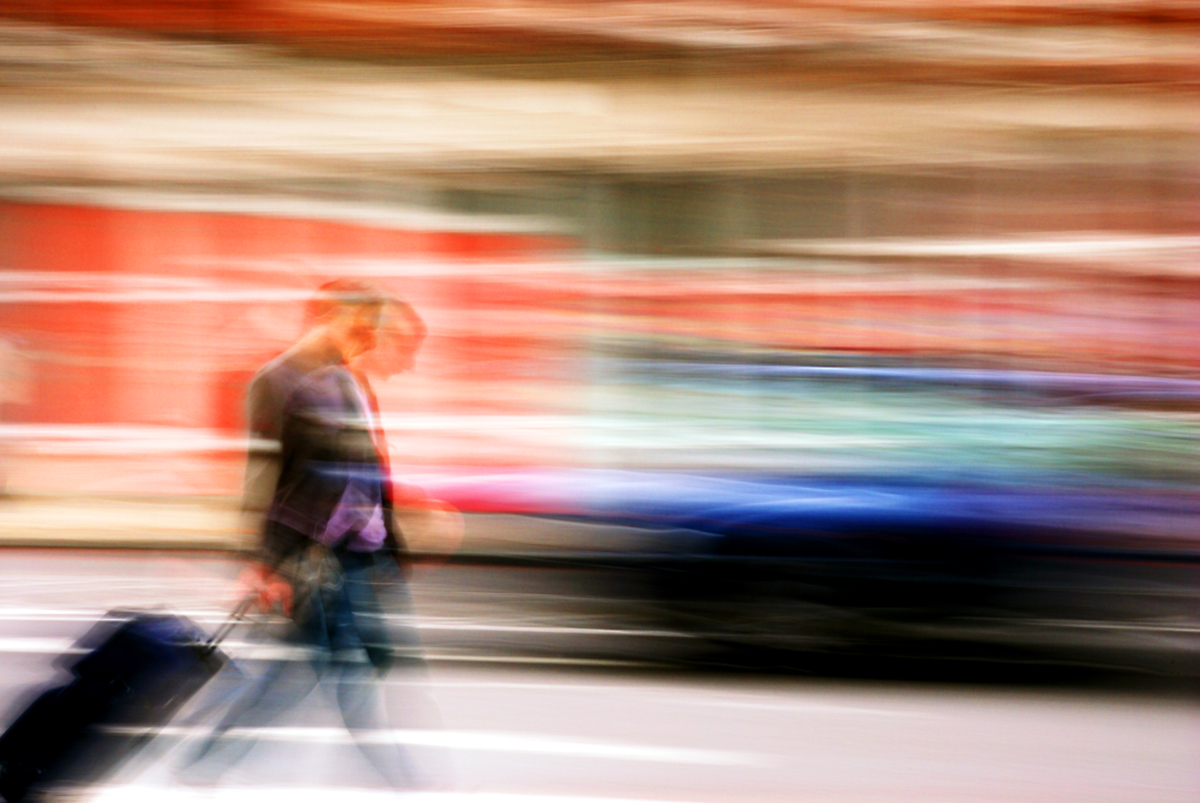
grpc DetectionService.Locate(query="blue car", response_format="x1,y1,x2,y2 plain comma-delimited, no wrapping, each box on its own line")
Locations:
415,467,1200,674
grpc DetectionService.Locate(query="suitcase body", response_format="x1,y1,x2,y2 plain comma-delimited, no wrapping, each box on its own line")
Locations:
0,611,229,802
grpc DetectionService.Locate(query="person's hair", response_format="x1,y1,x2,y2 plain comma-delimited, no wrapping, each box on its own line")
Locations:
305,278,389,322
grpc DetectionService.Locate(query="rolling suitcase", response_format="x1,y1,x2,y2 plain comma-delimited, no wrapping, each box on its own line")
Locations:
0,602,249,802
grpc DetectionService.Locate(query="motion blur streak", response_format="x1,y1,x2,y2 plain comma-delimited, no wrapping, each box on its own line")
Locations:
0,3,1197,802
86,790,712,803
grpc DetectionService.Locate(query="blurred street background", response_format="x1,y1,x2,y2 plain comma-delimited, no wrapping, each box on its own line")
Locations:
0,2,1198,801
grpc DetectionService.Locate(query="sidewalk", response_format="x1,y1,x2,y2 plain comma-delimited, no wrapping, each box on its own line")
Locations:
0,494,247,551
0,494,652,556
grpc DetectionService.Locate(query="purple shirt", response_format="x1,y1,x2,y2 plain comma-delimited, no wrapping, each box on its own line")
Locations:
246,344,391,562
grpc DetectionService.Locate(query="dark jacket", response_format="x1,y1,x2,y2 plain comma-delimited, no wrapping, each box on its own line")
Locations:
243,343,403,571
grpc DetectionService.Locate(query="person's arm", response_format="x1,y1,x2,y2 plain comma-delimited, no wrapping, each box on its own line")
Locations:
242,370,280,528
240,369,300,613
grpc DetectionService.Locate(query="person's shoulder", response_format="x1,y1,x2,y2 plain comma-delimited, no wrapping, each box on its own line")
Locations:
291,363,348,403
252,347,311,391
303,361,349,383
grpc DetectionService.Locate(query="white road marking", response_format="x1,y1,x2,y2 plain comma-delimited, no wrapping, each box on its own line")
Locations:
0,637,910,717
391,681,934,718
86,787,716,803
0,608,686,644
0,637,650,668
416,623,692,638
0,636,77,653
101,725,765,766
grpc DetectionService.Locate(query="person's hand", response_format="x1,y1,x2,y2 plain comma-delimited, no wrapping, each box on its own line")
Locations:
237,562,293,616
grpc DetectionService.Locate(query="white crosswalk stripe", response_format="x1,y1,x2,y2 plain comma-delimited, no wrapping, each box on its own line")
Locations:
99,725,765,766
85,788,717,803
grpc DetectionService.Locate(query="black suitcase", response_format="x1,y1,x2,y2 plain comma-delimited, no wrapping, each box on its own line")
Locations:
0,603,247,802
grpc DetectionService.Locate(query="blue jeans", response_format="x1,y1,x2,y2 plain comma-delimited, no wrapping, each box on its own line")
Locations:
181,549,422,788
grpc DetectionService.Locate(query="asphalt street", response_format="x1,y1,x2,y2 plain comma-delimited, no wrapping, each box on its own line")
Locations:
0,551,1194,803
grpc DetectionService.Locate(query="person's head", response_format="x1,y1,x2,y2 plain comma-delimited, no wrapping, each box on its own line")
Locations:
356,299,427,379
307,279,388,362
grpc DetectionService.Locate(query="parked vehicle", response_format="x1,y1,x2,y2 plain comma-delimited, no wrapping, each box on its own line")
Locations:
414,466,1200,674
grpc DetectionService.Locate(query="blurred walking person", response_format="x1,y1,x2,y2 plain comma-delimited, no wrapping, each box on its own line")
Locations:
179,279,427,790
351,299,463,563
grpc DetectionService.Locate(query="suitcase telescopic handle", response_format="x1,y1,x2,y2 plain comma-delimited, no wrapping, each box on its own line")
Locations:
202,594,257,653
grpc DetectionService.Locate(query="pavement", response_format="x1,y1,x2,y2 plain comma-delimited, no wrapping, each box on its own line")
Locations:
0,549,1194,803
0,493,247,551
0,492,659,556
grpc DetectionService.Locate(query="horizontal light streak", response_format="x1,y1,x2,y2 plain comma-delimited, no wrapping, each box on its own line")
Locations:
100,725,764,766
0,421,909,455
2,187,566,235
86,786,722,803
763,234,1200,261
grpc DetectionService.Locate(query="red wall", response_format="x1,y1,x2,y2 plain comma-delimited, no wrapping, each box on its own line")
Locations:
0,198,570,431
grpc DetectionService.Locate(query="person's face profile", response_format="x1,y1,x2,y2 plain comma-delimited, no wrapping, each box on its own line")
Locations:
329,304,382,361
350,306,382,356
356,312,424,378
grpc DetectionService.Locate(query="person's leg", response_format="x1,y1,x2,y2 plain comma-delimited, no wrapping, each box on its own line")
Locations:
334,659,421,789
332,553,423,789
373,555,457,786
179,586,332,782
179,654,321,782
369,556,427,673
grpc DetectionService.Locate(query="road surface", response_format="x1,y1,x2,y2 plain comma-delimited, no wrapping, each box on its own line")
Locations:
0,550,1194,803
